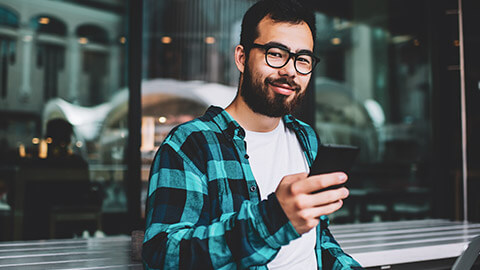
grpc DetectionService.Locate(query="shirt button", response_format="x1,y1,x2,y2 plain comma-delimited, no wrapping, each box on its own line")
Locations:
244,154,249,159
250,185,256,192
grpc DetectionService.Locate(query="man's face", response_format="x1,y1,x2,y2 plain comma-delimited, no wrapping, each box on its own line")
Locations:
240,16,314,117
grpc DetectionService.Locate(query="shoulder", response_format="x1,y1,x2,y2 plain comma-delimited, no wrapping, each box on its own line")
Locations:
158,114,225,162
295,118,317,138
285,116,319,144
284,115,320,160
153,115,225,175
163,116,222,149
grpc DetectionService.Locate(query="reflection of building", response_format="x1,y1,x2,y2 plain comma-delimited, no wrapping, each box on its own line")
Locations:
43,78,236,216
43,79,236,166
0,0,125,113
143,0,255,85
315,79,378,161
315,78,429,164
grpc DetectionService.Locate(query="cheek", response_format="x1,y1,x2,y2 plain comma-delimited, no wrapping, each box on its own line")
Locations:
248,56,273,79
250,67,270,85
299,76,311,90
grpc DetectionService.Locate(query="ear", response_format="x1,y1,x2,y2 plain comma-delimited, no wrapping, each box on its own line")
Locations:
234,45,246,73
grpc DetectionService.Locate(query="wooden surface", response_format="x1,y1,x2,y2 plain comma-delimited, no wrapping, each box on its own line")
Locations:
0,219,479,269
332,219,480,269
0,236,142,269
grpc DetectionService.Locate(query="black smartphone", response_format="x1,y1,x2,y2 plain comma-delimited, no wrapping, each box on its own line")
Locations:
309,144,360,192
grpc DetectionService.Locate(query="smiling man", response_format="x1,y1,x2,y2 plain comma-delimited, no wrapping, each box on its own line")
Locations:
143,0,362,269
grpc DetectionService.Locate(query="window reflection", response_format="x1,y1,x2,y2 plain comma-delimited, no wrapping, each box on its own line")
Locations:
138,79,236,211
313,2,432,223
0,37,15,99
0,0,127,240
0,6,18,100
30,15,67,36
141,0,435,225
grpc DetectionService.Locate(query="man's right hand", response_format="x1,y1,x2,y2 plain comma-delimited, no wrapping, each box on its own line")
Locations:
275,172,349,235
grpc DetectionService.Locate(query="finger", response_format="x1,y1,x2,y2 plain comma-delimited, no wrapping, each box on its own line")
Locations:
291,172,347,194
292,187,348,210
309,187,349,207
310,199,344,217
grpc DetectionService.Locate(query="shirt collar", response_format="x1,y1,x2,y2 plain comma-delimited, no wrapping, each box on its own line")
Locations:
204,106,244,141
205,106,302,141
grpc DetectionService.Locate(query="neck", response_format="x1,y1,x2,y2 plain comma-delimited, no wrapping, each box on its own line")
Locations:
225,96,281,132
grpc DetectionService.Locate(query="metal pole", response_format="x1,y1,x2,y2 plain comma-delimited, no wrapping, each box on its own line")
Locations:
457,0,468,222
127,0,143,230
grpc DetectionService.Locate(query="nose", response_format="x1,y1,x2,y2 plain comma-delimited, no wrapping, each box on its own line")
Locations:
278,57,296,77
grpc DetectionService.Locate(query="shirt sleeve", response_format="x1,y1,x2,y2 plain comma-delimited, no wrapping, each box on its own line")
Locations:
142,139,300,269
319,216,363,269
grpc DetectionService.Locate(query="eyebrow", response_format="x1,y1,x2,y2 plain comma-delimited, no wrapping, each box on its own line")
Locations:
264,41,314,55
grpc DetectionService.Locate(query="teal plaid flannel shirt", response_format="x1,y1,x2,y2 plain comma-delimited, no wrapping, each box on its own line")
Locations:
143,106,362,269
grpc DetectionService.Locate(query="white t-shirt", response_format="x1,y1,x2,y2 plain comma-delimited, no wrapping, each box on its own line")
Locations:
244,120,317,270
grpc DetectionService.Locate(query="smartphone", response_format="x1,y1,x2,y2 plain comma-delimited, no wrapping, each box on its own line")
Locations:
309,144,360,192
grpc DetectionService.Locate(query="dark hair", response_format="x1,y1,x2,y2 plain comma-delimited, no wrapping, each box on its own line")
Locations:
240,0,316,52
46,118,73,145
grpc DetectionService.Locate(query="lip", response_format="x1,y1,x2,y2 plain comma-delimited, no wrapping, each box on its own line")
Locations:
269,82,296,96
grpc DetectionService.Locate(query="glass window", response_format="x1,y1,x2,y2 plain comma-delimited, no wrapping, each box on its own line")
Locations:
0,6,18,101
140,0,255,215
141,0,437,225
0,0,128,240
0,6,19,28
30,15,67,36
313,0,433,223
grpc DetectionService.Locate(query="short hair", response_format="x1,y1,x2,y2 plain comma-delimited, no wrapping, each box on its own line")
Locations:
46,118,73,145
240,0,316,52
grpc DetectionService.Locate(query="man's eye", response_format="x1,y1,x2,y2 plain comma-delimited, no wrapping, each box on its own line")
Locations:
267,51,283,58
297,56,312,64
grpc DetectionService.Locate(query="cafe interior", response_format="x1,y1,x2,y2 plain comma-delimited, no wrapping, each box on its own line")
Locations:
0,0,479,268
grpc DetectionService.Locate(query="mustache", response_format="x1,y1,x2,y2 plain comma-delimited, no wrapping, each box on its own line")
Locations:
265,77,301,92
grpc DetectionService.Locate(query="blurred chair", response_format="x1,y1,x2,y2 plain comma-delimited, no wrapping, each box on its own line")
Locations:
131,230,145,262
49,205,102,239
12,118,104,240
452,235,480,270
14,167,103,240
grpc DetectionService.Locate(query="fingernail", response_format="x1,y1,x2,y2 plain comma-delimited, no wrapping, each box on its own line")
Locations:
339,173,347,182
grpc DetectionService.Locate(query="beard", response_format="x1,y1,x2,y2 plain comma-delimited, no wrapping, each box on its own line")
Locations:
240,64,306,118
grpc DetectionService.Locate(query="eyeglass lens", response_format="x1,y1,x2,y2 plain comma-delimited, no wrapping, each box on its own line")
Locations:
266,47,314,74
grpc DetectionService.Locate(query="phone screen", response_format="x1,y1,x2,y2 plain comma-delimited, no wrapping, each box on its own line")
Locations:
309,144,360,192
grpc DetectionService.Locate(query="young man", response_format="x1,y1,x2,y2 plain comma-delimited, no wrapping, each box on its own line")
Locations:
143,0,362,269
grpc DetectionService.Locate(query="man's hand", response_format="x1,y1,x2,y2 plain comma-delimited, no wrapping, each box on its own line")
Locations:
275,172,349,235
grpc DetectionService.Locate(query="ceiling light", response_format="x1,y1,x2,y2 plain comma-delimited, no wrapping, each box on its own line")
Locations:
162,36,172,44
205,37,216,44
39,17,50,25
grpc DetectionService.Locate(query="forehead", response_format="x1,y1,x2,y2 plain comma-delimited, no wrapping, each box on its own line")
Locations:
255,16,314,52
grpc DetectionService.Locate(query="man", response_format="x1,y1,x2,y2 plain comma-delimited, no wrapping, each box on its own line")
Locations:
143,0,362,269
19,119,97,239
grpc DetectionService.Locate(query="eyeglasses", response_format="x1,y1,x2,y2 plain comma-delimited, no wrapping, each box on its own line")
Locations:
251,43,320,75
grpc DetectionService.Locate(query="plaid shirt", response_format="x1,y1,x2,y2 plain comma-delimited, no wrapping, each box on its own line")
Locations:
143,106,362,269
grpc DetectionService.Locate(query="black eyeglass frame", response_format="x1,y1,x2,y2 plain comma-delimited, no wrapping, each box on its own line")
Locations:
251,43,320,75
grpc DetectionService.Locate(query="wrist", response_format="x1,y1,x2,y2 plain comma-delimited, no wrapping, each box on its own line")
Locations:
255,193,300,248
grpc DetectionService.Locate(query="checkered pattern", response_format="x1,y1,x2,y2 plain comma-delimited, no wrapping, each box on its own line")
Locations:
143,106,362,269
